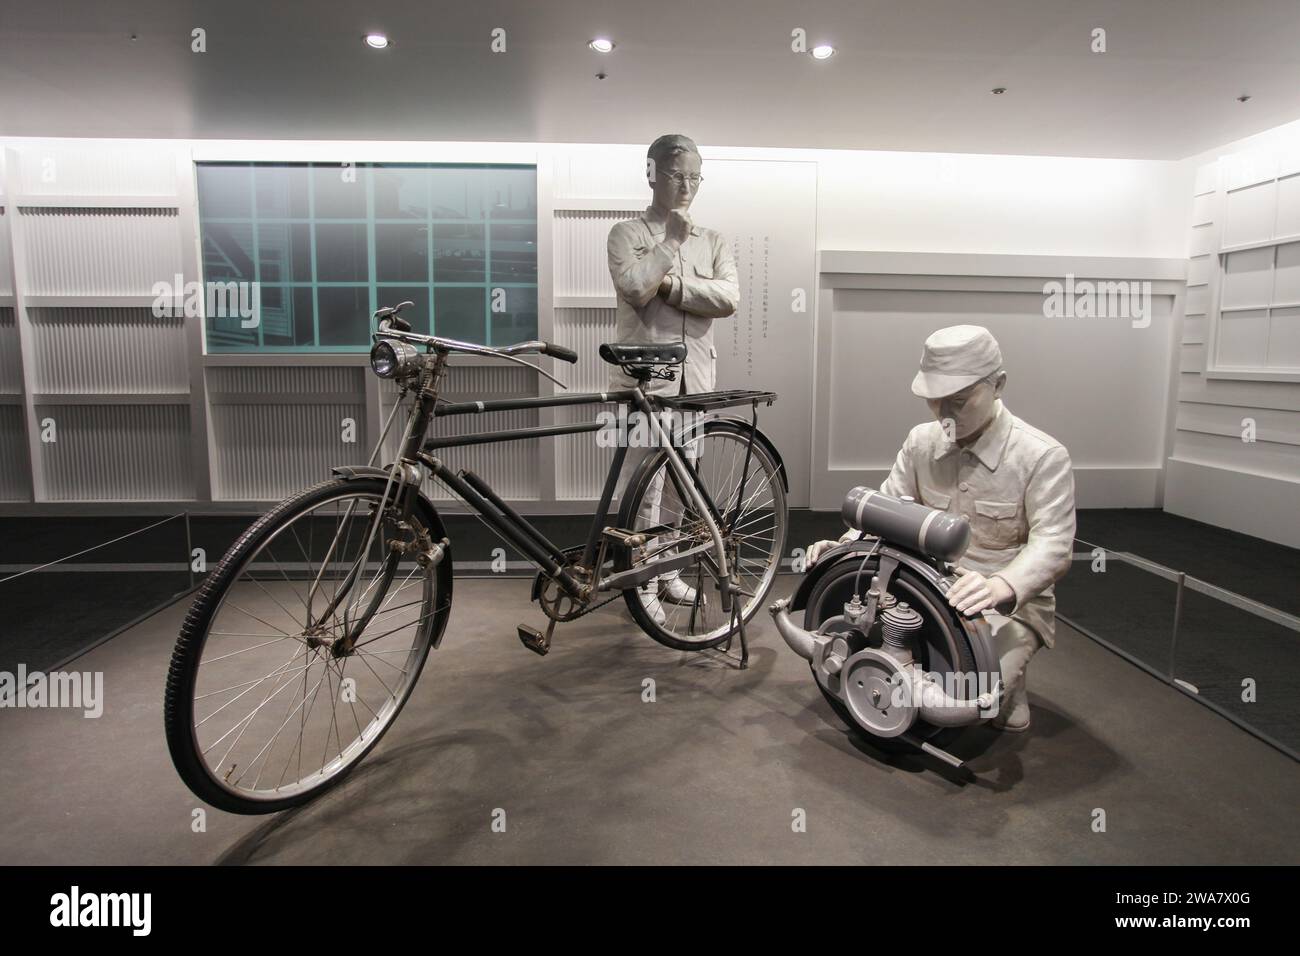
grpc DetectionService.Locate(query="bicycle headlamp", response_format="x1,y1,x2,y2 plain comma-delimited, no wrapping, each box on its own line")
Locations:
370,340,422,378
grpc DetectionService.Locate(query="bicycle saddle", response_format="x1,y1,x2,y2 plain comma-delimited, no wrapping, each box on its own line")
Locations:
598,342,686,367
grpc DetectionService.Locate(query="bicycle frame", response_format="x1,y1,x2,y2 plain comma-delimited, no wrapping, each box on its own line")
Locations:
361,326,761,620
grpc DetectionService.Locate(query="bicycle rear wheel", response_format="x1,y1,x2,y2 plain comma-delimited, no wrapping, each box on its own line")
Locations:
164,477,448,814
618,419,787,651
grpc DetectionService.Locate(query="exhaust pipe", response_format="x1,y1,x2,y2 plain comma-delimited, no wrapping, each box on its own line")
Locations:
908,670,999,726
769,599,816,661
770,598,998,727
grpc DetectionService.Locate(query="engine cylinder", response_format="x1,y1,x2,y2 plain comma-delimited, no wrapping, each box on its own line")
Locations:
880,601,923,649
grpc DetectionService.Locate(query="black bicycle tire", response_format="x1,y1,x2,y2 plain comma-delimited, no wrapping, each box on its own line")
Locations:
618,420,788,652
164,477,442,814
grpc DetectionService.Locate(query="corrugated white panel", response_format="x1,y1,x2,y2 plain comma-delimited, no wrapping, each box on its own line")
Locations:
18,207,182,296
552,147,648,199
0,308,22,394
554,307,619,498
0,405,31,501
554,209,638,297
381,364,540,500
18,146,178,196
37,403,193,500
207,365,362,396
437,362,533,398
211,402,366,500
554,404,617,500
425,408,541,500
0,207,12,296
29,308,188,393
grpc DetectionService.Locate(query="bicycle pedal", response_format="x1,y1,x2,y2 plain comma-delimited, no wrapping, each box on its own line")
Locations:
516,624,551,656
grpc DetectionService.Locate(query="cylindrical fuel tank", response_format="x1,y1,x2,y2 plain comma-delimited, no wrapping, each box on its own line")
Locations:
841,486,970,562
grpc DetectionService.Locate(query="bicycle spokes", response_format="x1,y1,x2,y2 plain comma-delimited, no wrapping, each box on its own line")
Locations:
188,489,437,802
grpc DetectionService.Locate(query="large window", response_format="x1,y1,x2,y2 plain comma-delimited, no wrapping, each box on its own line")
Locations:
196,162,538,352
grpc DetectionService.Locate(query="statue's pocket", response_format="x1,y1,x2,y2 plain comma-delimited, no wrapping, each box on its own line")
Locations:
972,499,1021,549
693,264,715,279
919,487,952,510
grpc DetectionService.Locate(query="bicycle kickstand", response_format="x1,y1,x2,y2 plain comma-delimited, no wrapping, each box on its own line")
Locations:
722,574,755,670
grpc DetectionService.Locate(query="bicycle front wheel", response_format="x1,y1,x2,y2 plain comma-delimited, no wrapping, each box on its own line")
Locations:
618,419,787,650
164,477,449,814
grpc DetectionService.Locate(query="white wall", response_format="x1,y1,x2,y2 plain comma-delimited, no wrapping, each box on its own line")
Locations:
1166,119,1300,547
0,135,1191,513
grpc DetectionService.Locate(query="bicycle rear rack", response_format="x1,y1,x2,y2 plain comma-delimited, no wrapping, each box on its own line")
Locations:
654,389,777,412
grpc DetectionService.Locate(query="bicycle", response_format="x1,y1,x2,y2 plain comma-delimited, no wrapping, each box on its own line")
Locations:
165,301,788,814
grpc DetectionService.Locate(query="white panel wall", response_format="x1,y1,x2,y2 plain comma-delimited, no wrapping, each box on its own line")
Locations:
18,208,181,296
552,306,618,500
384,364,542,502
1168,117,1300,547
0,135,1192,514
554,209,639,298
0,308,20,394
208,366,365,501
29,309,188,393
37,403,192,501
15,145,176,198
812,255,1185,510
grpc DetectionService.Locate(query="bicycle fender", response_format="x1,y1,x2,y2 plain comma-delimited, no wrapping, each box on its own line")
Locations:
704,416,789,493
330,465,455,649
614,418,787,532
666,415,788,493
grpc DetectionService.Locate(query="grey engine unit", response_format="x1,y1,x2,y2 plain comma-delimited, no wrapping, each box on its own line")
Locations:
770,487,1005,768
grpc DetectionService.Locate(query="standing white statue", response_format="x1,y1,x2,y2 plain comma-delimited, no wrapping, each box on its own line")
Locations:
607,134,740,623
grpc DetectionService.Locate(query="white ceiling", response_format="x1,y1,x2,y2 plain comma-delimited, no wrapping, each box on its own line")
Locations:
2,0,1300,159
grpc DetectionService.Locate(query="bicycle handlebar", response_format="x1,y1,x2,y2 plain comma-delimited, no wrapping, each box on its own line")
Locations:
376,318,578,365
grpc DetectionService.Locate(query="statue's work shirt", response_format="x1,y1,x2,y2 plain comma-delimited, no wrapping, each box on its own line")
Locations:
880,400,1076,647
606,206,740,395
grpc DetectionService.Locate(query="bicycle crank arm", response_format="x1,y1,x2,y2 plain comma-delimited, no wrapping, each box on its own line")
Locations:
597,542,715,592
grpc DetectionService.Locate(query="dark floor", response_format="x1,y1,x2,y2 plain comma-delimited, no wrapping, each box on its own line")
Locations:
1072,509,1300,618
0,575,1296,865
3,506,1298,705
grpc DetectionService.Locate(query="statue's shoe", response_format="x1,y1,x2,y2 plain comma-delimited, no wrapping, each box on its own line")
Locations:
992,686,1031,732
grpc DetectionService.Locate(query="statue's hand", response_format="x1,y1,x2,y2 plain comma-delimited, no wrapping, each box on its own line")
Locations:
665,209,692,245
946,567,1016,616
804,540,838,570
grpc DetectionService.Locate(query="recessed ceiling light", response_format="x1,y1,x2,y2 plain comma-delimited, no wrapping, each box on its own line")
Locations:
991,87,1007,94
1237,93,1252,103
365,33,390,50
589,38,615,53
811,44,835,60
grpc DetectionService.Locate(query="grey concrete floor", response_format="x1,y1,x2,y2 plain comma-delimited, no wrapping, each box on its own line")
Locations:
1,573,1297,865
